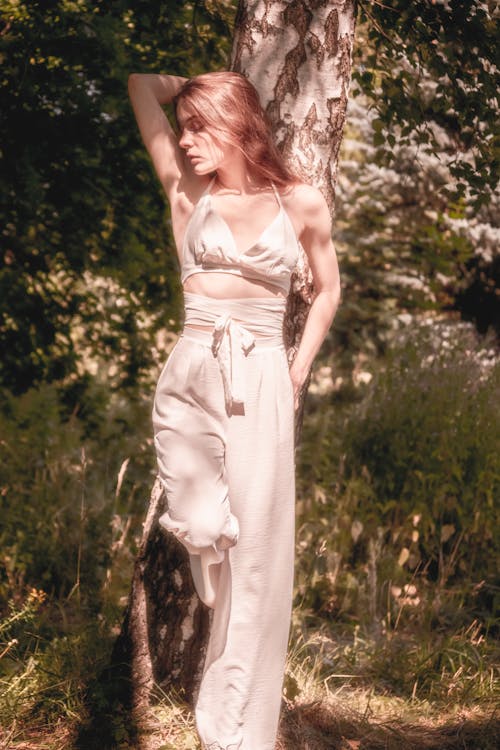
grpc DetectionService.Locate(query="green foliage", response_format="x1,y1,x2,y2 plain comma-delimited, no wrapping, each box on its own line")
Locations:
0,376,156,737
287,616,499,710
333,75,499,364
297,322,499,628
354,1,499,207
0,588,116,730
0,380,154,605
0,0,235,392
293,324,499,710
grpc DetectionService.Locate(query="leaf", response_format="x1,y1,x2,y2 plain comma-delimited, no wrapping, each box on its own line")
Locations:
441,524,455,543
398,547,410,567
351,519,364,543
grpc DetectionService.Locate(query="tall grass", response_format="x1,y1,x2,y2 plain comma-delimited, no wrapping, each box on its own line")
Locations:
0,319,498,748
0,377,156,742
297,321,499,638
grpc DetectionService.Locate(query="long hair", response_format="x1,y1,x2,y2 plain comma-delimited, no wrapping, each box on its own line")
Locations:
173,71,297,188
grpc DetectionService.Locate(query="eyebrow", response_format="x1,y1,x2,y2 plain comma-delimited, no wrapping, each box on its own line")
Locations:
178,114,200,129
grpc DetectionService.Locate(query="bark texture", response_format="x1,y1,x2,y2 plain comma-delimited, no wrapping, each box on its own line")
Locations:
118,0,357,723
232,0,357,432
114,479,209,710
232,0,356,209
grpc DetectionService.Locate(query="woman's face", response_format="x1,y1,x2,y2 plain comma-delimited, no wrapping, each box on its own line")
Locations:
177,101,234,175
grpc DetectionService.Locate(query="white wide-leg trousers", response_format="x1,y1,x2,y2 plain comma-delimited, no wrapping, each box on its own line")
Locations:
152,318,295,750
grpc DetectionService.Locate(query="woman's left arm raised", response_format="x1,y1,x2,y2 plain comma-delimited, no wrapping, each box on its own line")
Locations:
289,184,341,409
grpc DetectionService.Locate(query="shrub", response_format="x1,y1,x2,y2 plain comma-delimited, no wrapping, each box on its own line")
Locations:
296,321,499,629
0,380,155,608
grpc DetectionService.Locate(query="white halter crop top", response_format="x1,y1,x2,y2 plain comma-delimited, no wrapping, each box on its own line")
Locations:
181,177,300,295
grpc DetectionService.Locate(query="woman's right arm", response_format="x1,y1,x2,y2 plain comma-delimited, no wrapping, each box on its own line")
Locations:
127,73,187,197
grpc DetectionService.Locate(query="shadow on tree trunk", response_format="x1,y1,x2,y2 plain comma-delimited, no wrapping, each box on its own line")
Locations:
74,638,136,750
75,479,210,749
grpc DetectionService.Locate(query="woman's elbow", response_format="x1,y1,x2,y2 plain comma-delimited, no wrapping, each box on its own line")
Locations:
128,73,139,90
127,73,146,96
325,284,342,323
326,281,341,307
315,285,341,324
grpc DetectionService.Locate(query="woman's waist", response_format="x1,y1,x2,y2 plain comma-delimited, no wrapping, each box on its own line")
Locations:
183,291,286,342
182,269,288,299
181,327,285,351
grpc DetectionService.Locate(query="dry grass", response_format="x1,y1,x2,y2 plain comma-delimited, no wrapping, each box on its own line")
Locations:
277,695,500,750
2,692,498,750
2,602,497,749
2,620,498,749
0,718,77,750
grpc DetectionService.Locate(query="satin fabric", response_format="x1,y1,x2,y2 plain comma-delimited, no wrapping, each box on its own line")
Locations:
181,179,300,296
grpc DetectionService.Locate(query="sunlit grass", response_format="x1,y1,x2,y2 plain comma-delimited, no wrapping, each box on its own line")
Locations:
1,580,498,749
1,322,498,748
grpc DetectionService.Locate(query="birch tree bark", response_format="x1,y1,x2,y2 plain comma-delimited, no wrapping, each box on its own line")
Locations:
116,0,357,718
232,0,357,430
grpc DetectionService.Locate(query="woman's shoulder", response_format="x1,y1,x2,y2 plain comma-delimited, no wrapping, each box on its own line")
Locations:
171,173,213,215
281,181,330,223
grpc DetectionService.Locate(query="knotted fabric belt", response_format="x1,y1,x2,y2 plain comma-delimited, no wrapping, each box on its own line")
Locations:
182,291,286,412
211,313,255,412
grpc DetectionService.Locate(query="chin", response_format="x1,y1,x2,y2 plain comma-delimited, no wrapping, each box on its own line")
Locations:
193,163,214,176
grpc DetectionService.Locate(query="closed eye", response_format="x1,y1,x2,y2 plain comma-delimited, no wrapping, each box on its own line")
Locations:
182,116,204,134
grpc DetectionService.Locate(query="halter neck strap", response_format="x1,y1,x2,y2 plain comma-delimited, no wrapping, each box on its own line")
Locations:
271,182,283,208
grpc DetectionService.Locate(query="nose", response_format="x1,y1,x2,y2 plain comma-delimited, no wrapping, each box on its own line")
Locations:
179,129,192,150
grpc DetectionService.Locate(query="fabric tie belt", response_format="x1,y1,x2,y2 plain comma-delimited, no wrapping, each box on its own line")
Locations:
211,313,255,412
182,291,287,413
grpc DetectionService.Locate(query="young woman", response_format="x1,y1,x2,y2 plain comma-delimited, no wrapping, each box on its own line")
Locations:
128,70,340,750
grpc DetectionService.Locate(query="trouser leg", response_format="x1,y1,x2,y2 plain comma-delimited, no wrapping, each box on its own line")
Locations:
195,345,295,750
152,336,239,606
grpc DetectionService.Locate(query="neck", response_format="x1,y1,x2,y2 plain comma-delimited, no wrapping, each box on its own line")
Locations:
214,158,267,195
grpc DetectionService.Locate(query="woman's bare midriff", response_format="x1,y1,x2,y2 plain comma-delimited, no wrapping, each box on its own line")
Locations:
183,272,286,334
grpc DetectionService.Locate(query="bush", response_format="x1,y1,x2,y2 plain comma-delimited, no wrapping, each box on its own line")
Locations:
0,380,155,608
296,321,500,629
0,377,156,732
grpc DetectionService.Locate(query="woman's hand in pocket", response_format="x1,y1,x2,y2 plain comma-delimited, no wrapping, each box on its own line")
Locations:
288,360,308,411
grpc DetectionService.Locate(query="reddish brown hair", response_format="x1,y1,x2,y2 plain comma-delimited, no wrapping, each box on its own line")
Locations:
173,71,297,188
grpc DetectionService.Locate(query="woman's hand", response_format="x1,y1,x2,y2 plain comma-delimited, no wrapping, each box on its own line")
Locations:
284,184,341,412
289,359,308,410
128,73,187,107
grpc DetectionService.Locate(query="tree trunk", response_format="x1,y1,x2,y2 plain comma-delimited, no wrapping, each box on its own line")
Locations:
118,0,357,720
232,0,357,433
232,0,356,208
112,479,210,710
